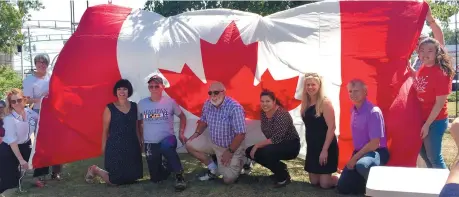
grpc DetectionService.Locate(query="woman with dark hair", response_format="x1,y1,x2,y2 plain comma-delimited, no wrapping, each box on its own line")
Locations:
85,79,143,185
245,89,300,188
409,37,455,169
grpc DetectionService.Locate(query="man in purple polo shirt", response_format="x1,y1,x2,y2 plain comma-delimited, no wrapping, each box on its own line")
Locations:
337,79,390,195
185,81,247,184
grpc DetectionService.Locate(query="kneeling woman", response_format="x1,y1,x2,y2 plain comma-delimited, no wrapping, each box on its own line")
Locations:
246,89,300,188
85,79,143,185
0,88,43,194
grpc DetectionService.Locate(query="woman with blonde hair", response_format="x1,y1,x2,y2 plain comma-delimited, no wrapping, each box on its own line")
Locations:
0,89,43,195
301,72,339,188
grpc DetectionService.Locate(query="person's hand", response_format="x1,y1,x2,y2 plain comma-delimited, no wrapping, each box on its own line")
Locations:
421,123,430,139
179,134,187,145
19,159,28,170
221,149,234,166
407,60,416,76
250,145,258,159
346,157,357,169
187,133,199,142
319,150,328,166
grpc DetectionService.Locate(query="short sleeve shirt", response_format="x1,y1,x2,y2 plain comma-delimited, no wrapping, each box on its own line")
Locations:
138,96,182,143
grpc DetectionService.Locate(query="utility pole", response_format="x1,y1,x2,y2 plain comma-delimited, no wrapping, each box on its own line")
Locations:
20,47,24,79
27,27,33,72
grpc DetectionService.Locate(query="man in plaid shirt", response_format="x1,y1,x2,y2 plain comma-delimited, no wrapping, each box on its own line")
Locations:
185,82,246,184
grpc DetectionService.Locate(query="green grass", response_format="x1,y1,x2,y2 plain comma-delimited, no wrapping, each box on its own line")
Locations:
6,134,458,197
448,102,458,117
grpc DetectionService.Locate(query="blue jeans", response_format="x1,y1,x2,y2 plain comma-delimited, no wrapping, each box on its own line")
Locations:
145,135,183,182
337,148,390,195
440,183,459,197
420,118,448,169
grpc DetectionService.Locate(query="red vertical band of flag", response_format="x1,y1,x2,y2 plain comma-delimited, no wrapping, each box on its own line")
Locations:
31,5,132,168
338,1,428,168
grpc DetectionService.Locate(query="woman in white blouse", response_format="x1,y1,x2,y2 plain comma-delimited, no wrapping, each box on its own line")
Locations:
0,88,44,194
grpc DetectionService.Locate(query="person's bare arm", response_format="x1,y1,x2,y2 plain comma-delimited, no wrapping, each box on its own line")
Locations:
321,99,336,153
426,8,444,46
101,107,110,153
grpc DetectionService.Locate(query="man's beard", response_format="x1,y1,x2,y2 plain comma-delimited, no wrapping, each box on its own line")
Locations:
211,98,223,106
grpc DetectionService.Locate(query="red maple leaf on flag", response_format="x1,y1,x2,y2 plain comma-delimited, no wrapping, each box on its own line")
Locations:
160,21,301,120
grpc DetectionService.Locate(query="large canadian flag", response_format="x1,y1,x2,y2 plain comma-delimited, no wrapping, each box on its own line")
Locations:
30,0,426,169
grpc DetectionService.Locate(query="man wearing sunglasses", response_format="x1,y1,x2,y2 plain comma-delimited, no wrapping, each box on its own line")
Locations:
137,75,187,191
185,82,247,184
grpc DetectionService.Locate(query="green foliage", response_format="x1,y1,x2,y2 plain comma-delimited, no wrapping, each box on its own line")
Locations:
0,1,44,54
429,27,458,45
443,28,458,45
428,0,459,28
449,91,458,102
144,1,313,17
0,65,22,99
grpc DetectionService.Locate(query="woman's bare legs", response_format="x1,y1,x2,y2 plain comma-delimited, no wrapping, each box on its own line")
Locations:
309,173,337,189
85,165,115,185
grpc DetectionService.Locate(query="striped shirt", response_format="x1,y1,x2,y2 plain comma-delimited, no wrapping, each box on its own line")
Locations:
261,107,299,144
200,96,246,148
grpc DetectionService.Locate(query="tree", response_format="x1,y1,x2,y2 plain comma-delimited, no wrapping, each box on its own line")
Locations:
443,28,458,45
0,1,44,54
428,0,459,28
0,65,23,99
143,1,313,17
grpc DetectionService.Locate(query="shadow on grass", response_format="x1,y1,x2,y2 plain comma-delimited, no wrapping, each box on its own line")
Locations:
12,153,361,197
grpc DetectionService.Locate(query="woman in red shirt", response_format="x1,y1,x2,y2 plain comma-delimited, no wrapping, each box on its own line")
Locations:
409,37,454,169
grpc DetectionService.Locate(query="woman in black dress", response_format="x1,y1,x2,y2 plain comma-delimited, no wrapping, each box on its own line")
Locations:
85,79,143,185
301,72,339,189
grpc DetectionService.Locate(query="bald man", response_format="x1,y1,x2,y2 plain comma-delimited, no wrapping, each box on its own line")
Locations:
185,82,247,184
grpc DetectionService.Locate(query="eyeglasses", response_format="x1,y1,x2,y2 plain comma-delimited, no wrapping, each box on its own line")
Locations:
208,91,223,96
148,85,161,89
10,99,23,105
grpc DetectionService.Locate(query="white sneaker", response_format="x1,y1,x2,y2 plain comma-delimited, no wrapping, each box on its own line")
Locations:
198,170,217,181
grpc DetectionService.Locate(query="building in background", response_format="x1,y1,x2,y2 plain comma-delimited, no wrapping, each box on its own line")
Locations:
0,53,14,69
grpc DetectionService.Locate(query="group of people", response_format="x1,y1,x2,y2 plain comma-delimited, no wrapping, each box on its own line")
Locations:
86,72,389,195
0,7,456,196
0,53,64,195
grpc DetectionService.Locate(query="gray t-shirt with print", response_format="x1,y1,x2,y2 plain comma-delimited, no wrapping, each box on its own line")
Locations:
138,96,182,143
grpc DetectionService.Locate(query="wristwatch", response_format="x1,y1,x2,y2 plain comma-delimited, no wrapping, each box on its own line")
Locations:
228,147,235,154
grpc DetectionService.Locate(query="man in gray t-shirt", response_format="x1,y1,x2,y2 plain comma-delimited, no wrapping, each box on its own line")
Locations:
138,75,187,191
138,96,181,144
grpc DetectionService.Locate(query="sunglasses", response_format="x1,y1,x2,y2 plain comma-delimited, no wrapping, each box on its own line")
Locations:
10,98,23,105
148,85,161,89
208,91,223,96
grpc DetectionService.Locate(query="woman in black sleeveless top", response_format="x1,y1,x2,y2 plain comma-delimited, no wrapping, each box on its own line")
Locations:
301,73,339,189
85,79,143,185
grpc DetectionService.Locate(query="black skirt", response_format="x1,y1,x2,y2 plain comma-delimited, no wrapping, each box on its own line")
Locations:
0,141,31,193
